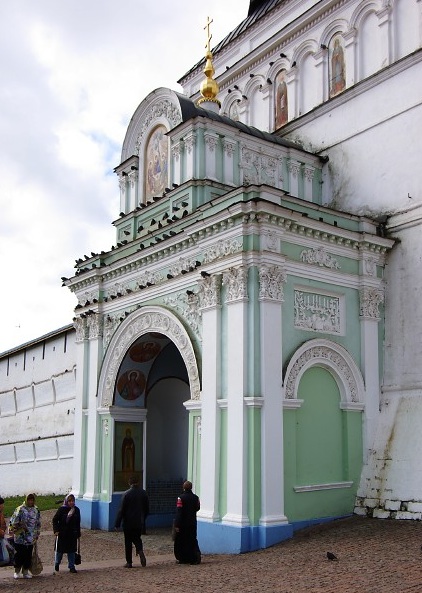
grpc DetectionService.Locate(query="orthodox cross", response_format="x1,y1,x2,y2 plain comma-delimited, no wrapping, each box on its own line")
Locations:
204,16,213,52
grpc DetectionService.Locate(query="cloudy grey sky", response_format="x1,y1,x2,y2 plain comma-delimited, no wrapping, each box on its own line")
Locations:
0,0,247,353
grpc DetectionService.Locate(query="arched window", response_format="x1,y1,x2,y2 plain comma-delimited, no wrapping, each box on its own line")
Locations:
229,101,240,121
274,69,288,128
329,34,346,97
144,125,169,201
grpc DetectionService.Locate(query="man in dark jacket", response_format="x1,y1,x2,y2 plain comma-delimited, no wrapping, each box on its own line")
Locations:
174,480,201,565
115,475,149,568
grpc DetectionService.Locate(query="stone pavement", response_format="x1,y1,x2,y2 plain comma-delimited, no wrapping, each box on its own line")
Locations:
1,510,422,592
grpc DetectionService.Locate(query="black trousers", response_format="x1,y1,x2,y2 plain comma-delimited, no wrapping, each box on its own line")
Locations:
14,543,33,571
123,529,143,564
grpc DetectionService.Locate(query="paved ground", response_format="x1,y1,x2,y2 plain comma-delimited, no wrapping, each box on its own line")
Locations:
1,510,422,592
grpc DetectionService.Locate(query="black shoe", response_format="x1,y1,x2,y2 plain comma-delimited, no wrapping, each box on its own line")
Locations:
54,564,60,572
124,563,132,568
139,551,146,567
69,567,77,573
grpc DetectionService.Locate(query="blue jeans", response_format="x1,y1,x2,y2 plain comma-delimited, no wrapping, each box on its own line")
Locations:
55,551,75,569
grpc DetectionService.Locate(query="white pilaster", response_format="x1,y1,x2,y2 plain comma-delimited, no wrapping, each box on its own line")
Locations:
72,318,88,498
287,159,301,198
82,314,104,500
171,141,182,186
127,168,138,210
184,132,197,180
204,131,219,181
285,69,298,119
359,286,384,458
344,29,357,87
118,173,128,214
302,164,315,202
222,267,249,526
198,275,222,522
259,264,288,526
222,138,236,185
314,49,327,104
377,5,392,68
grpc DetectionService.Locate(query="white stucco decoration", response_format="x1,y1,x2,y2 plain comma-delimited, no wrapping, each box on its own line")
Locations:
98,306,201,408
121,87,183,162
283,338,365,405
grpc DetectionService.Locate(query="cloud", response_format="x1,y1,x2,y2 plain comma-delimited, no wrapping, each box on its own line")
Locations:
0,0,247,352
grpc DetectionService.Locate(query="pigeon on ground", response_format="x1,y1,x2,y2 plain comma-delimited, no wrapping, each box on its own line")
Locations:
327,552,338,561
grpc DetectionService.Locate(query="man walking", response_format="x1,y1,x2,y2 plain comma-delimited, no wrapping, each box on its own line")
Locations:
115,475,149,568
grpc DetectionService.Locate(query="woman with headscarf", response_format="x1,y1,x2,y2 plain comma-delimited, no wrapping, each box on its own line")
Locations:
9,493,41,579
52,494,81,573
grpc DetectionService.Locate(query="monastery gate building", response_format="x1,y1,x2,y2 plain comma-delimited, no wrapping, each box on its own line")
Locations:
1,0,421,554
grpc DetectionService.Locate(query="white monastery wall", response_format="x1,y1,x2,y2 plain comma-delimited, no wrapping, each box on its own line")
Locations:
355,205,422,516
285,57,422,214
0,326,76,497
384,207,422,387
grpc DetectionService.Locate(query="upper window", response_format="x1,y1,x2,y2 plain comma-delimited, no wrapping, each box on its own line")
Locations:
229,101,240,121
274,69,288,128
329,35,346,98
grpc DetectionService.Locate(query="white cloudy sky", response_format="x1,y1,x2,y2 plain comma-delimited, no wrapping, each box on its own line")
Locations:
0,0,248,353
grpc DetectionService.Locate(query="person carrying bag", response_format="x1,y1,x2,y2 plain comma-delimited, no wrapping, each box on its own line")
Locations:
30,542,43,575
52,494,81,574
8,493,41,579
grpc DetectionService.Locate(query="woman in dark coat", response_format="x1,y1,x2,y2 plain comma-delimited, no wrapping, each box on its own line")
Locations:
52,494,81,573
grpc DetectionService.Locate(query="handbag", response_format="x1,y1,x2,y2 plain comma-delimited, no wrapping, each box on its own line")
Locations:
75,539,81,565
0,538,10,566
30,542,43,575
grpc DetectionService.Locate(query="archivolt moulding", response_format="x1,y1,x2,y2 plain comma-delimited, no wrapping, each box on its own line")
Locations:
283,338,365,405
98,306,200,408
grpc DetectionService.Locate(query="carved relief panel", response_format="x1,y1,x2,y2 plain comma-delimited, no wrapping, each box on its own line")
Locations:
294,289,343,335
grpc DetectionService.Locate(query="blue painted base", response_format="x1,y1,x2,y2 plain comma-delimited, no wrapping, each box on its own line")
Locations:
291,513,352,533
75,498,350,554
76,496,175,531
197,521,294,554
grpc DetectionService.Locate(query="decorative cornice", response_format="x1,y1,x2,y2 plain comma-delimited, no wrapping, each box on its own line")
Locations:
68,202,392,297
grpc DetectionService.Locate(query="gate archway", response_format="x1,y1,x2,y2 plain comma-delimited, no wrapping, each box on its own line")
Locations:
97,306,200,524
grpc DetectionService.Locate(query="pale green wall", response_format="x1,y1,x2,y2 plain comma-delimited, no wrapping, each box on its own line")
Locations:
219,408,228,518
247,407,261,524
283,366,363,521
100,414,111,501
188,411,201,495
